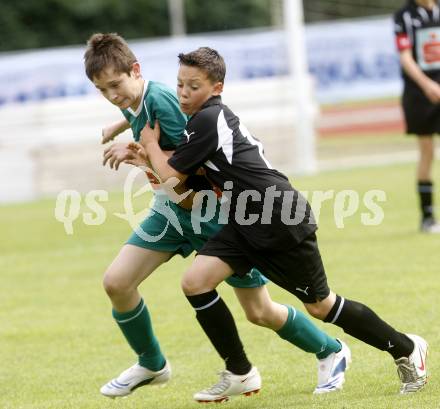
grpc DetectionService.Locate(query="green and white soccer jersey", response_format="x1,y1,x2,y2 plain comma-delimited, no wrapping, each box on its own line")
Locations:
121,80,187,215
123,81,268,289
121,80,186,149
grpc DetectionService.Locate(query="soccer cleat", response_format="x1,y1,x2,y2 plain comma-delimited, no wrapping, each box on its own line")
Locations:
193,366,261,403
420,217,440,233
313,339,351,394
395,334,428,394
100,360,171,398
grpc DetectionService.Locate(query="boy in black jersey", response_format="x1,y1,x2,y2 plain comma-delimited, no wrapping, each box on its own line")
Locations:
140,47,428,397
394,0,440,233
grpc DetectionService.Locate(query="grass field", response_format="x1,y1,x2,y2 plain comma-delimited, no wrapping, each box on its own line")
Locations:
1,160,439,409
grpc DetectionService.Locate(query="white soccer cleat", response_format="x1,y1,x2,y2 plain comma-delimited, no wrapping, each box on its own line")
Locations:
193,366,261,403
100,361,171,398
420,218,440,234
313,339,351,394
395,334,428,394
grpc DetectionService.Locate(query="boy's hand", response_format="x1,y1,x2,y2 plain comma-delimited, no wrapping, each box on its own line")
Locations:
125,142,151,167
422,79,440,104
103,142,137,170
140,120,161,151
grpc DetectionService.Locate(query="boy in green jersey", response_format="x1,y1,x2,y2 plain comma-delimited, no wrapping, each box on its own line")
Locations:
84,33,347,400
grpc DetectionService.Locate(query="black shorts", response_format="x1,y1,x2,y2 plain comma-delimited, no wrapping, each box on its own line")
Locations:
402,79,440,135
198,224,330,303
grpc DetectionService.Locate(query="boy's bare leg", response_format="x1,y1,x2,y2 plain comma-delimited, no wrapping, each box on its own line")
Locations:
417,136,434,181
234,286,286,330
103,244,171,311
100,245,172,398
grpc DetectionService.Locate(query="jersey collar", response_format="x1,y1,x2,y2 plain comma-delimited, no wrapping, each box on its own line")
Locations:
127,80,149,117
201,95,222,109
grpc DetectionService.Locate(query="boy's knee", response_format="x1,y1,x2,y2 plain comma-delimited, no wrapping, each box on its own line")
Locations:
304,292,336,320
181,271,211,295
245,309,268,326
102,269,131,298
304,303,327,320
181,275,199,295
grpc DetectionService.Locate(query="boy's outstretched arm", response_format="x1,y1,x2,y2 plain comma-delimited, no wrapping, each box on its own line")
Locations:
102,118,131,144
140,120,188,185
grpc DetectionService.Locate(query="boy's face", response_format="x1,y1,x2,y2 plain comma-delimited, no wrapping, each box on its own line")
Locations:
177,65,223,116
93,63,143,110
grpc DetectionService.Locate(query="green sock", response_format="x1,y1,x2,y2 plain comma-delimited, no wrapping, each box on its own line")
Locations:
276,305,341,360
112,299,166,371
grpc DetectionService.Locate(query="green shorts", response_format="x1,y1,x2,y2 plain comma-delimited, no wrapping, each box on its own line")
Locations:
224,267,269,288
126,203,269,289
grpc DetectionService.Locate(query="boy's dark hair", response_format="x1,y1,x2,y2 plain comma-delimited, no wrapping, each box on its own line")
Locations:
84,33,137,80
178,47,226,83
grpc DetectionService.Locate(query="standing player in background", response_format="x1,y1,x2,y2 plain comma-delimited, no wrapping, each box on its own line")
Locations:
394,0,440,233
84,33,350,402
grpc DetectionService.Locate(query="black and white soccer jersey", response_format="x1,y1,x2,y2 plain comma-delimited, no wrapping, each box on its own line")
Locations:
394,0,440,82
168,96,316,249
394,1,440,134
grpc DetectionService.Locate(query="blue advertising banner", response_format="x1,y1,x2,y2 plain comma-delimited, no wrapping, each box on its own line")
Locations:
0,16,401,107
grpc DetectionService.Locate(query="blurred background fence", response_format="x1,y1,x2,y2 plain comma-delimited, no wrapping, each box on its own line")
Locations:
0,1,411,203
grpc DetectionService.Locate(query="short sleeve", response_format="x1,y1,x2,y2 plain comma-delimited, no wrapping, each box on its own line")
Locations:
394,10,412,51
168,109,219,175
149,89,187,146
121,109,130,122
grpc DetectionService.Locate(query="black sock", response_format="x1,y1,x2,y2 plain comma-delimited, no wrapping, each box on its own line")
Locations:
324,295,414,360
418,181,434,220
186,290,252,375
